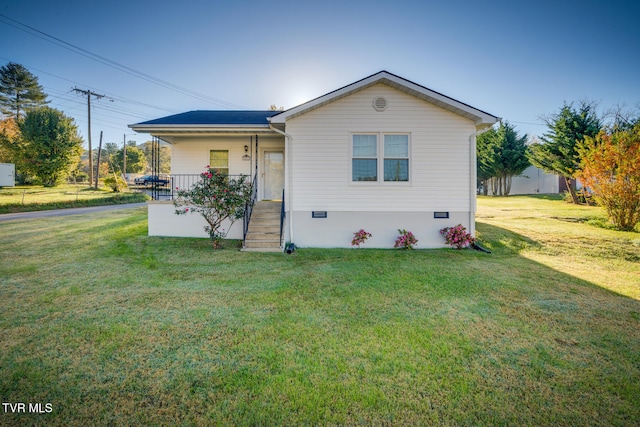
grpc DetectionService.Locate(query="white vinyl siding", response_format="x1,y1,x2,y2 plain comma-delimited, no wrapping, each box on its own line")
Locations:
286,83,475,212
169,136,283,176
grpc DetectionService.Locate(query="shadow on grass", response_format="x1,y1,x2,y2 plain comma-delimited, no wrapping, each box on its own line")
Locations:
476,221,640,298
475,222,542,255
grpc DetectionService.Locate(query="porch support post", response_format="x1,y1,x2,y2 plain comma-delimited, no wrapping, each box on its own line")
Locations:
152,136,160,201
255,134,259,181
249,136,253,180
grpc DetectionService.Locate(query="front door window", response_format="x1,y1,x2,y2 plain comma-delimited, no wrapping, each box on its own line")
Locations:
263,151,284,200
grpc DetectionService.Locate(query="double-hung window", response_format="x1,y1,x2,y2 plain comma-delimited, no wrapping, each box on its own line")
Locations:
209,150,229,175
352,134,378,181
383,134,409,182
352,133,409,183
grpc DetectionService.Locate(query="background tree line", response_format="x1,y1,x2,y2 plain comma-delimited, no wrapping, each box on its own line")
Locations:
478,100,640,230
0,62,169,187
477,121,529,196
74,141,170,184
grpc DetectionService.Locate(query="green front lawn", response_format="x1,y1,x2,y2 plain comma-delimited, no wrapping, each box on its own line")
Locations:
0,184,148,214
0,197,638,425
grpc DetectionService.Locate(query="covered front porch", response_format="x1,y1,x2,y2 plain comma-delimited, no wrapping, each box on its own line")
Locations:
147,134,284,203
129,111,287,251
144,135,286,251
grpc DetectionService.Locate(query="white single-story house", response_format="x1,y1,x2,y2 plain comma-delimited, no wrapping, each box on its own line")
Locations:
130,71,499,250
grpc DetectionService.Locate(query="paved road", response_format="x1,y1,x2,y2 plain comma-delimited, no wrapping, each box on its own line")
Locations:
0,203,147,222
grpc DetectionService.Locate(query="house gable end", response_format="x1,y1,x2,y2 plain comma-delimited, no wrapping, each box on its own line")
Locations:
269,71,498,130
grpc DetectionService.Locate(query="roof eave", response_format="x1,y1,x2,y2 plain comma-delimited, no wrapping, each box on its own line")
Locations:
128,123,276,134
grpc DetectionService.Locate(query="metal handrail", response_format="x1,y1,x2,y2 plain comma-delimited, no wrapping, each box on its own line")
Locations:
279,188,285,248
243,174,258,243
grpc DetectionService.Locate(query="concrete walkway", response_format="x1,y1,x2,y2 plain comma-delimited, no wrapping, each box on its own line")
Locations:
0,203,147,222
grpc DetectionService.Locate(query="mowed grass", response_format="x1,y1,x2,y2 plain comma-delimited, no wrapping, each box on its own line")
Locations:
0,184,148,214
0,197,639,426
477,194,640,299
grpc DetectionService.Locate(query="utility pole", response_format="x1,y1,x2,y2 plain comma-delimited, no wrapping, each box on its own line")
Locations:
123,134,127,182
95,131,103,189
73,88,105,187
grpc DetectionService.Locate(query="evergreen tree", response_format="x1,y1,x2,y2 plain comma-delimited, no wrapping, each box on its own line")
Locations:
495,121,530,195
0,62,48,119
477,127,498,195
477,121,529,196
528,101,601,203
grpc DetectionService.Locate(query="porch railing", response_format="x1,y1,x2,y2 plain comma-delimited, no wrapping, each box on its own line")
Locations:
145,174,249,201
243,174,258,242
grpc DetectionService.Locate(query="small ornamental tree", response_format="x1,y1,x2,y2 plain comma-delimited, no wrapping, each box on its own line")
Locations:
0,117,19,163
174,167,253,248
18,107,83,186
577,125,640,231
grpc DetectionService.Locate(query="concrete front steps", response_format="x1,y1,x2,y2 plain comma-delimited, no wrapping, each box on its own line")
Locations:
243,201,282,252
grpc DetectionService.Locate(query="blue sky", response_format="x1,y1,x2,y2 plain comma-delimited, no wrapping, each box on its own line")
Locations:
1,0,639,147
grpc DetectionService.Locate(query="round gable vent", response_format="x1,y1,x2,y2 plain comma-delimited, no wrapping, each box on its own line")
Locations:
372,97,387,112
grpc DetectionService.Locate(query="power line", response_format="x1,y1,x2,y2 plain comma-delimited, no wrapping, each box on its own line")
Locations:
0,55,180,133
0,13,248,109
0,55,180,115
44,85,171,122
45,88,155,133
509,120,546,127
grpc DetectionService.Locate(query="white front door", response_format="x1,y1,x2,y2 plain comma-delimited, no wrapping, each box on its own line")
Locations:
263,151,284,200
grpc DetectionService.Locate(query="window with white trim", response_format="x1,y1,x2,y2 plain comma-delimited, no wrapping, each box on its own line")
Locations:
351,133,410,182
383,134,409,182
352,134,378,181
209,150,229,175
